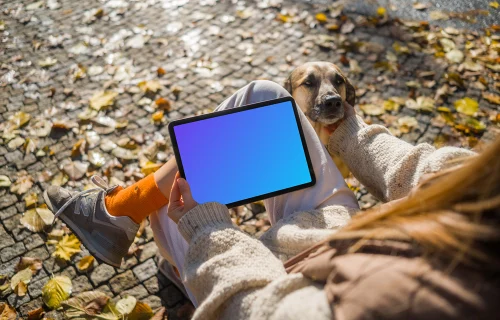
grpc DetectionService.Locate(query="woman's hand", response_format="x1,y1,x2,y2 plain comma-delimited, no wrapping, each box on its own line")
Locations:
324,101,356,135
167,172,199,223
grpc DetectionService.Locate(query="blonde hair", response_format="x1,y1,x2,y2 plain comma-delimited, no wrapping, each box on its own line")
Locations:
329,138,500,270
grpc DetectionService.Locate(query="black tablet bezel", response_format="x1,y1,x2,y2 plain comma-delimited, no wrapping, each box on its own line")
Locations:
168,96,316,208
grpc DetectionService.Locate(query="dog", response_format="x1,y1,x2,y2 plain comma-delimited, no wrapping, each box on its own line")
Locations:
284,62,356,177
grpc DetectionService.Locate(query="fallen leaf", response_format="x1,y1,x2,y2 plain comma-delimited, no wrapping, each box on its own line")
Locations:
456,117,486,133
3,111,31,133
138,80,162,93
62,291,115,319
20,207,54,232
63,161,89,180
446,49,464,64
116,296,137,316
0,175,12,188
315,13,328,23
42,276,72,310
128,301,154,320
10,173,34,195
0,303,17,320
405,96,435,112
490,2,499,9
29,118,52,137
10,268,32,295
482,92,500,105
27,306,44,320
16,257,43,274
359,104,385,116
140,161,162,175
398,116,419,133
157,67,166,76
24,192,38,208
38,57,58,67
52,234,81,261
112,147,138,160
413,2,430,10
89,91,118,111
152,111,164,122
77,256,95,272
51,171,69,186
377,7,386,16
155,97,171,110
88,150,106,167
430,10,449,20
150,307,166,320
454,97,479,115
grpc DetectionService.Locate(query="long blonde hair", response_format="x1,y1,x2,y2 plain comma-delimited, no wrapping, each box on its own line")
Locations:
329,138,500,270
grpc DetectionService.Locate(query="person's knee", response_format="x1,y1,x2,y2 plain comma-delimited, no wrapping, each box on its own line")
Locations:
247,80,290,100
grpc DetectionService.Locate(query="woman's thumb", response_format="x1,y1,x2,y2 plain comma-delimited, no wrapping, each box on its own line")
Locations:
177,178,194,203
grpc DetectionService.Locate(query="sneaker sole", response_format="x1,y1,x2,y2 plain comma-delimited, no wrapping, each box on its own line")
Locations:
43,190,122,268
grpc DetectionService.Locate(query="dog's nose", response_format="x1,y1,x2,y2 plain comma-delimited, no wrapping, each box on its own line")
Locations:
325,95,343,109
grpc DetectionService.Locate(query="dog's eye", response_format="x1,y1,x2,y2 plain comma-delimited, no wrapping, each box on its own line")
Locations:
335,78,344,85
304,80,313,87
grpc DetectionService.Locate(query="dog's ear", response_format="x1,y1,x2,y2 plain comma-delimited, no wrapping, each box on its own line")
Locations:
345,77,356,106
283,75,292,94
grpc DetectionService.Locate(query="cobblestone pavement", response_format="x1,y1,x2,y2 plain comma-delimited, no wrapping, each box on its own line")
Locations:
1,0,499,319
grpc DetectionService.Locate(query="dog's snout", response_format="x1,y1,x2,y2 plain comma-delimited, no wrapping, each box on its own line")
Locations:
325,95,342,109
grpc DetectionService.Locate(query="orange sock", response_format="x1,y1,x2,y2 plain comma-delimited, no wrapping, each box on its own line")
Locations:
105,174,168,224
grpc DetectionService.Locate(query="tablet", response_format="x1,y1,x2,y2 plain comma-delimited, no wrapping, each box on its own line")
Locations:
168,96,315,208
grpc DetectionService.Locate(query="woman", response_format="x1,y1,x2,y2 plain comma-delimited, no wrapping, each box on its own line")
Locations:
164,84,500,318
46,81,499,318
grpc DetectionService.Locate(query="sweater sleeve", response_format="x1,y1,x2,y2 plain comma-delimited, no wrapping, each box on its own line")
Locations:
328,115,476,202
178,202,332,320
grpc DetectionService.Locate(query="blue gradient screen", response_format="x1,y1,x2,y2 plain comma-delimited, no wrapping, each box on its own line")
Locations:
173,101,313,205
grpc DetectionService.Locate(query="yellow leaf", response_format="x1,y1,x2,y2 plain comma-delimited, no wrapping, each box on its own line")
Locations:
20,208,54,232
377,7,386,16
115,296,137,316
77,256,95,272
52,234,81,261
42,276,72,310
359,104,385,116
152,110,164,122
454,97,479,115
128,301,154,320
276,13,291,23
24,192,38,208
138,80,162,93
141,161,162,175
14,282,28,296
405,96,435,112
4,111,31,133
490,2,499,9
315,13,328,23
89,91,118,111
397,116,418,133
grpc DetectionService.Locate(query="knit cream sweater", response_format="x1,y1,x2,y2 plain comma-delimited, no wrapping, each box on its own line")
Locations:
176,115,475,320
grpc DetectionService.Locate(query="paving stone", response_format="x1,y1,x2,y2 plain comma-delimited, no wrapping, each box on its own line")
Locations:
7,291,31,308
28,276,50,298
0,225,15,250
0,194,18,210
109,270,139,294
121,284,149,300
90,264,116,286
144,276,163,294
133,258,157,282
0,241,25,262
23,233,45,250
19,297,44,316
72,275,94,294
96,284,114,297
137,241,158,262
159,284,184,307
0,205,18,219
0,258,18,277
143,295,163,310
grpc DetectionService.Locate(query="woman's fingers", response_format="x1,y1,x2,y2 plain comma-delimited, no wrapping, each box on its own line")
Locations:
177,178,195,205
169,172,182,203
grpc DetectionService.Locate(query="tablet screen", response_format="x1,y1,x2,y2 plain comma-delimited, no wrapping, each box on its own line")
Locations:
170,98,315,207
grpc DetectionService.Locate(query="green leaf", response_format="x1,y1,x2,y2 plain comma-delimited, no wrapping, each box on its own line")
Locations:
454,97,478,116
42,276,72,310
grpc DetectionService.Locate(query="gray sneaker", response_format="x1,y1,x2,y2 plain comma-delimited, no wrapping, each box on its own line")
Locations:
43,176,139,267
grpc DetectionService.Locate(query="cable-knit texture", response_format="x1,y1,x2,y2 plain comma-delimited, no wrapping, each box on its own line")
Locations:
177,115,475,319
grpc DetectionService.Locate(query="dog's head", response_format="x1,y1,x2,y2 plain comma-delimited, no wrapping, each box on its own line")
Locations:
284,62,355,125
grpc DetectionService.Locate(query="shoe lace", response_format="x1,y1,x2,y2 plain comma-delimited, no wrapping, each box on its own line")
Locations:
52,175,117,223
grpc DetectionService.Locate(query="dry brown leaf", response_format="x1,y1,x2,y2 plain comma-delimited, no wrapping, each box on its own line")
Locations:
482,92,500,105
0,303,17,320
152,111,164,122
10,173,34,195
16,257,43,274
10,268,32,296
155,97,171,110
27,306,44,320
138,80,162,93
77,256,95,272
